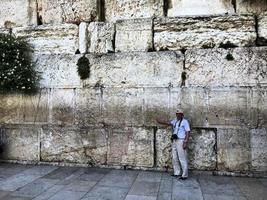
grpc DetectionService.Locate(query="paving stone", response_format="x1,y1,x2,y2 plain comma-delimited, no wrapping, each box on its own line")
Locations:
260,178,267,187
21,165,58,176
77,168,110,182
43,167,79,180
172,178,201,189
63,180,97,192
82,186,128,200
48,190,87,200
129,181,160,196
56,168,85,185
32,185,65,200
125,195,157,200
203,194,247,200
0,191,9,198
157,192,171,200
135,171,162,183
172,187,203,200
1,196,32,200
159,179,172,193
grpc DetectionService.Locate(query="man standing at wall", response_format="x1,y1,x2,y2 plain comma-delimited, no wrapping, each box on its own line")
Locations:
156,110,190,180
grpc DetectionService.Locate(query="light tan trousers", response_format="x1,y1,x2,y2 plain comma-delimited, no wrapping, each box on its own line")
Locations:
172,139,188,177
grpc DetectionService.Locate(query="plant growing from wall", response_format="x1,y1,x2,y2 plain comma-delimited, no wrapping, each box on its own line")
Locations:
77,56,90,79
0,33,39,94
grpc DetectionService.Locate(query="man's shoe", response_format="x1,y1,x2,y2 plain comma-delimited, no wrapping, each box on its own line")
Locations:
171,174,181,177
179,177,187,180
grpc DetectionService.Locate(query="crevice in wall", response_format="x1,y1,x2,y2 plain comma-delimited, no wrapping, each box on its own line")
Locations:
150,18,155,52
36,2,43,25
231,0,237,13
97,0,105,22
112,23,116,52
255,15,260,46
163,0,171,17
153,126,158,168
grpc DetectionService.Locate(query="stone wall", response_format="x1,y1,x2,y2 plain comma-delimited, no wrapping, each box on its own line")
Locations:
0,0,267,176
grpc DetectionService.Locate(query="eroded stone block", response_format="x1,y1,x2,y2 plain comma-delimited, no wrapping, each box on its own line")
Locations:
88,22,115,54
86,51,184,87
154,15,256,50
107,127,154,167
41,126,107,165
105,0,163,22
0,125,40,161
236,0,267,15
167,0,234,17
258,12,267,45
13,24,79,54
37,0,98,24
34,54,82,88
79,22,88,54
217,128,251,171
185,47,267,87
0,0,37,28
115,19,153,52
156,128,172,169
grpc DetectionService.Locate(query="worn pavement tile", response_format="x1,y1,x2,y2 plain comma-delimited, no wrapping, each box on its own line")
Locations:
82,186,128,200
76,168,108,182
125,195,157,200
172,188,203,200
32,185,65,200
259,178,267,187
157,192,172,200
159,179,172,193
48,189,87,200
98,172,137,188
0,195,32,200
135,171,162,183
43,167,79,180
56,168,85,185
10,178,60,198
173,178,201,189
203,194,247,200
233,177,267,200
129,181,160,196
63,180,97,192
21,165,58,176
0,191,9,198
0,164,31,175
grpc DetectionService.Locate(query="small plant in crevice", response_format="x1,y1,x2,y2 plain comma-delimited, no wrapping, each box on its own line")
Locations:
77,55,90,80
219,41,238,49
225,53,234,61
0,33,40,94
181,71,187,87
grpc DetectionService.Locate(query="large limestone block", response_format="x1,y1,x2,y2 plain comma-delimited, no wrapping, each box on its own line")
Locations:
0,0,37,28
88,22,115,54
13,24,79,54
188,129,216,170
154,15,256,50
107,127,154,167
105,0,164,22
156,128,172,169
0,125,40,161
217,128,251,171
236,0,267,15
168,0,234,17
0,94,22,124
250,128,267,171
86,51,184,87
74,88,102,126
115,19,153,52
258,12,267,45
185,47,267,87
34,54,82,88
41,126,107,165
37,0,98,24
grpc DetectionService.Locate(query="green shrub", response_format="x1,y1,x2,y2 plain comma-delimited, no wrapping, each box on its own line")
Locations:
0,33,39,94
77,56,90,80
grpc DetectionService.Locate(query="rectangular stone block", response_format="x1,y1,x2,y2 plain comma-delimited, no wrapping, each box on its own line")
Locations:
0,0,37,28
154,15,256,50
258,12,267,45
156,128,172,169
105,0,164,22
115,18,153,52
37,0,98,24
236,0,267,15
13,24,79,54
107,127,154,167
167,0,234,17
41,126,107,165
88,22,115,54
34,54,82,88
86,51,184,88
217,128,251,171
185,47,267,87
250,128,267,171
0,125,40,161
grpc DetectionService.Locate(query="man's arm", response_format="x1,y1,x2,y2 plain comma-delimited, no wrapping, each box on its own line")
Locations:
156,118,172,126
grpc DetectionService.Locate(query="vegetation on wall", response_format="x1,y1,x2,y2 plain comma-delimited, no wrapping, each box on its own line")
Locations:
77,56,90,80
0,33,39,94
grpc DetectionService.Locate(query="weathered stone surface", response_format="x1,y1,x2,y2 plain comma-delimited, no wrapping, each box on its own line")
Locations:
107,127,154,167
185,47,267,87
258,12,267,45
37,0,98,24
105,0,164,22
41,126,107,165
167,0,234,17
0,126,40,161
0,94,22,124
154,15,256,50
236,0,267,15
250,128,267,171
86,51,184,87
188,129,216,170
217,128,251,171
115,19,153,52
88,22,115,54
50,89,75,125
156,128,172,169
34,54,82,88
13,24,79,54
0,0,37,28
79,22,88,54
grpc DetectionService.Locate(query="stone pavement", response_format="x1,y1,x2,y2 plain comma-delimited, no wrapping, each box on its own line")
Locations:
0,163,266,200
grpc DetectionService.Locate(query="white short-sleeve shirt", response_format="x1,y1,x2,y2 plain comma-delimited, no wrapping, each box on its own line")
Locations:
170,118,190,139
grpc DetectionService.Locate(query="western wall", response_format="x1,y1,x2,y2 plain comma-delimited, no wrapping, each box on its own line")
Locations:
0,0,266,176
